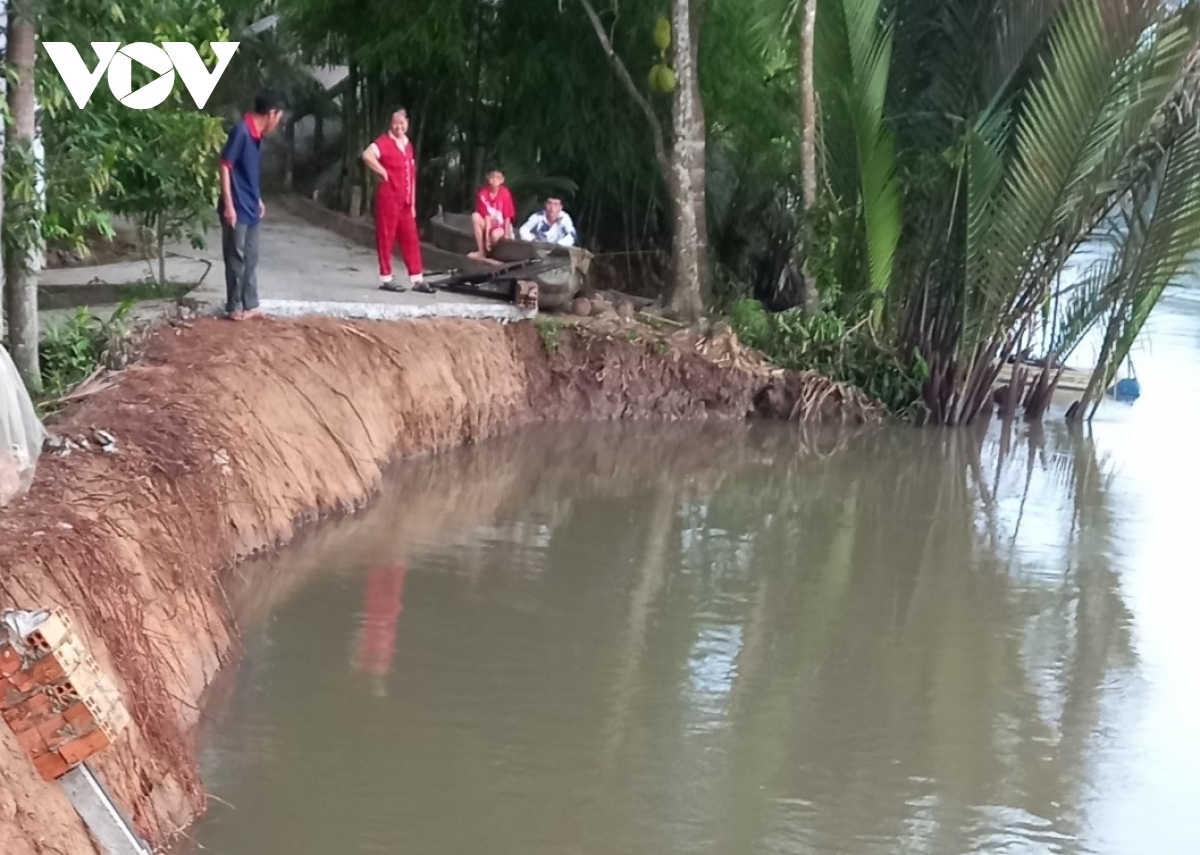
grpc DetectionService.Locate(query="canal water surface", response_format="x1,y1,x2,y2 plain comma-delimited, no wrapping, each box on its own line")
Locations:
188,289,1200,855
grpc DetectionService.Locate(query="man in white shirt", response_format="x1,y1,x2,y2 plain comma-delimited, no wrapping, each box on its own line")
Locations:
519,197,577,247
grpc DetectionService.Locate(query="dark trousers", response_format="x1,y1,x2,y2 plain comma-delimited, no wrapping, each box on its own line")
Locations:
222,222,260,313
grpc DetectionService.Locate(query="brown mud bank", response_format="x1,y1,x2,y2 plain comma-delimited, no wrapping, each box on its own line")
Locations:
0,316,879,853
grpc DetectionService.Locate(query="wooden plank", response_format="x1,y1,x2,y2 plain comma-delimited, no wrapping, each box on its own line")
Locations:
995,362,1094,393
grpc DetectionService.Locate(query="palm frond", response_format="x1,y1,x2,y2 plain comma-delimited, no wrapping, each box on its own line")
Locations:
976,0,1189,326
965,104,1012,299
984,0,1066,105
815,0,902,315
1047,252,1123,357
1107,123,1200,360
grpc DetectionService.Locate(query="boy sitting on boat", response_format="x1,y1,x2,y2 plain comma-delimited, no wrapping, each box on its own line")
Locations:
470,167,516,261
519,196,577,247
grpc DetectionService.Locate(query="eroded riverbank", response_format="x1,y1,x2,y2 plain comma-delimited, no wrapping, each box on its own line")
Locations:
0,316,878,853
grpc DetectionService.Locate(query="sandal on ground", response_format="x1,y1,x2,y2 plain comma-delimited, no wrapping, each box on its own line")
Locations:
379,281,408,293
413,282,436,294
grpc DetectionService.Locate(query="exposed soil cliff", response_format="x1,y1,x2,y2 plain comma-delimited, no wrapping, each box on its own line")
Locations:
0,316,879,853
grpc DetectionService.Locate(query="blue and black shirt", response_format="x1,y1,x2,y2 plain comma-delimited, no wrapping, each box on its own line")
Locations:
218,114,263,226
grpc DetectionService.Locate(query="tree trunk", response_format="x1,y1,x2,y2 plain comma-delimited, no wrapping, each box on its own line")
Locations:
797,0,821,316
0,10,4,336
313,112,325,159
665,0,710,322
157,219,167,286
1070,312,1121,423
284,116,296,191
0,2,5,338
799,0,818,213
4,0,41,391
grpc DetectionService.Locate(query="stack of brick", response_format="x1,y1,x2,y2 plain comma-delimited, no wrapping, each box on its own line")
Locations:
0,609,130,781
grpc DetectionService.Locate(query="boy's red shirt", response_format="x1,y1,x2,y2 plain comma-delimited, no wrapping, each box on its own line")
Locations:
476,185,515,227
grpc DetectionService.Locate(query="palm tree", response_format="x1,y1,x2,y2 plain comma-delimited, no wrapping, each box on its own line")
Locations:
757,0,1200,423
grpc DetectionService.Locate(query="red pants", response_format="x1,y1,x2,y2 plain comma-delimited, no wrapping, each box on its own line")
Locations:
355,563,407,678
375,194,423,280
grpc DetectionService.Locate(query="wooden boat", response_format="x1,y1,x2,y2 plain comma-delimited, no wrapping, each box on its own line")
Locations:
427,211,591,311
995,361,1094,393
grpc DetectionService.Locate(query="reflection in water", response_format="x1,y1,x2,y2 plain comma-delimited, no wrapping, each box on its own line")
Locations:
190,291,1200,855
353,564,407,697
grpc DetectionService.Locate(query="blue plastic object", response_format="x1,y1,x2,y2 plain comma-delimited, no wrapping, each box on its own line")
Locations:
1108,377,1141,402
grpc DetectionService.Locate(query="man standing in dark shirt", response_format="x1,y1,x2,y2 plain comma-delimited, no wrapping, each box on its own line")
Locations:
219,90,288,320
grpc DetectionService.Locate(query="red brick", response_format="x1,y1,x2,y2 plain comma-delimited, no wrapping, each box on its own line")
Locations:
0,676,32,712
33,751,71,781
16,690,54,720
7,668,36,694
58,727,111,765
0,645,22,677
3,705,37,734
28,655,71,686
15,724,49,757
62,701,99,732
35,713,77,752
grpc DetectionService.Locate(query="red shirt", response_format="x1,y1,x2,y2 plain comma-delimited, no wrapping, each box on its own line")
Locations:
372,133,416,208
475,185,515,227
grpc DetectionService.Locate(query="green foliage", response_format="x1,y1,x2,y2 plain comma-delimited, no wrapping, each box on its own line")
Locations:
1,141,43,275
108,109,227,275
534,316,562,354
813,0,901,324
729,297,928,417
704,0,802,297
38,302,133,400
281,0,671,244
792,0,1200,423
116,279,196,303
37,0,229,255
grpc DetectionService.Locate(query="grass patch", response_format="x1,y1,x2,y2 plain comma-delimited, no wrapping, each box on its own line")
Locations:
533,316,563,354
116,279,193,303
37,301,138,409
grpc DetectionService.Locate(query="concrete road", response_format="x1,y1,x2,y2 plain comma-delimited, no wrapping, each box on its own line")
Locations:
37,207,529,328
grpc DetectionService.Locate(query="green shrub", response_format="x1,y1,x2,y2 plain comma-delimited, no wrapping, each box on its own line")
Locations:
38,302,133,400
727,297,928,418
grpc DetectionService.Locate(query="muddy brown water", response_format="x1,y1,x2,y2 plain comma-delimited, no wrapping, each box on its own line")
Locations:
186,289,1200,855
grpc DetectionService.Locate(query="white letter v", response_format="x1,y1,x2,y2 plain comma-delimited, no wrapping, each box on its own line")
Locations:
163,43,240,109
42,42,121,108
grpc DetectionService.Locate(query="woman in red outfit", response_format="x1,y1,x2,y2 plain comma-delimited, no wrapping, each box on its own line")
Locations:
361,108,433,293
